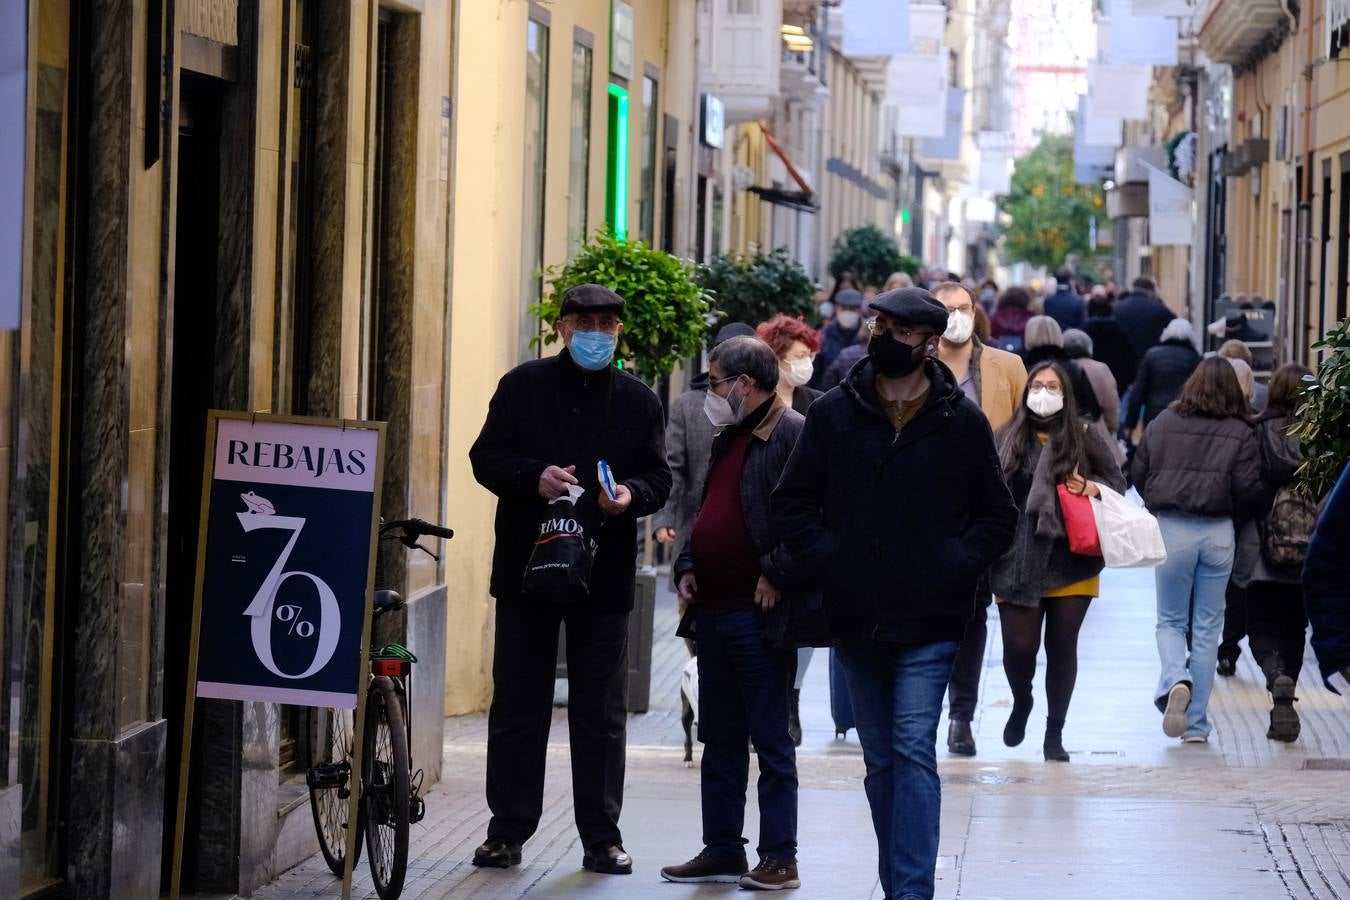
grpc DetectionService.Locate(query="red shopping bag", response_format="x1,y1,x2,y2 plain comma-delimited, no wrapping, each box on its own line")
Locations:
1057,484,1102,556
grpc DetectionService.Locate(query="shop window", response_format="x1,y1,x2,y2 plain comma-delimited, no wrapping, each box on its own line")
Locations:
638,73,658,245
567,37,593,255
522,17,549,360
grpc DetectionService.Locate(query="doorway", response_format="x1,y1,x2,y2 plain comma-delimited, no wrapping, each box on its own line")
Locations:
160,72,223,890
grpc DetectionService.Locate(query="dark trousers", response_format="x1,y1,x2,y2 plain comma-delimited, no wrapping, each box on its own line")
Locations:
485,601,629,849
1247,581,1308,689
1219,581,1247,663
946,595,990,722
695,608,798,863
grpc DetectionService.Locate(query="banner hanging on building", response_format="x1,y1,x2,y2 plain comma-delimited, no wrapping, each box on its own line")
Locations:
892,54,948,138
1107,1,1178,67
1131,0,1193,16
920,88,966,161
908,3,947,55
1088,62,1151,121
193,415,385,709
842,0,911,56
1146,163,1193,245
977,132,1013,195
0,0,24,331
1076,99,1117,184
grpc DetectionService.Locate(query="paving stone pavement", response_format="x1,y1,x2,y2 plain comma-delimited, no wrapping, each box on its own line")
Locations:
249,566,1350,899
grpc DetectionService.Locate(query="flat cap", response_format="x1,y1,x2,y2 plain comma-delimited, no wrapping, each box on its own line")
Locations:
868,287,950,333
714,321,757,344
834,288,864,308
561,283,625,316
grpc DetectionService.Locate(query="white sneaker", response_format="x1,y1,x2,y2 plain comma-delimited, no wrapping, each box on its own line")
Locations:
1162,683,1191,738
1181,734,1209,744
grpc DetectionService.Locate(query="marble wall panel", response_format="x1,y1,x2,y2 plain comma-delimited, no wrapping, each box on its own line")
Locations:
107,720,166,900
0,784,18,900
405,585,446,785
128,157,163,430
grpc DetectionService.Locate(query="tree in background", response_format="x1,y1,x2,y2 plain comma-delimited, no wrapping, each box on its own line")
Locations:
828,224,919,289
999,135,1105,270
699,247,816,339
533,228,713,379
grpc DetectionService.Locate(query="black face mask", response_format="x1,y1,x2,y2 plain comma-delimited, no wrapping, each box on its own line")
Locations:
868,331,928,377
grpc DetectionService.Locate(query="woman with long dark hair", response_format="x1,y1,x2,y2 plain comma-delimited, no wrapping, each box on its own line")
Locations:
990,361,1127,761
1238,363,1314,741
1133,358,1262,743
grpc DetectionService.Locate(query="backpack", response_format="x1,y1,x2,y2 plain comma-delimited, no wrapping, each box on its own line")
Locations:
1262,484,1318,568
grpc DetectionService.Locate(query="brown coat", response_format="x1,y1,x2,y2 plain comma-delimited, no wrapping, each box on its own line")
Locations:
974,339,1027,431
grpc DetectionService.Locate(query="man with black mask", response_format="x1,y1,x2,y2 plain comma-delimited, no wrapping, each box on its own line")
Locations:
773,287,1017,900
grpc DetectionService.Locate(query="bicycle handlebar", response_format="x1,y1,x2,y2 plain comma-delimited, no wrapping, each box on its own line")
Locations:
378,518,454,560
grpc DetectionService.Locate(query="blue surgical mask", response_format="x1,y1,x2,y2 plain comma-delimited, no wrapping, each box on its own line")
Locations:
569,331,616,371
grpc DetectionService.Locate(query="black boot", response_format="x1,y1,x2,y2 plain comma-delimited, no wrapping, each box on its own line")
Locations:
1003,689,1034,747
788,688,802,747
1267,675,1300,742
1043,717,1069,762
947,720,976,756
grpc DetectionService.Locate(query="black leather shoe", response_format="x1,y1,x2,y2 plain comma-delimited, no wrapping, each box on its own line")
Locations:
947,720,976,756
472,837,522,868
582,843,633,875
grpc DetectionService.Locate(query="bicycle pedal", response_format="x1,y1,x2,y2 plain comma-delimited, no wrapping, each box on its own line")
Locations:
409,795,426,824
306,763,349,790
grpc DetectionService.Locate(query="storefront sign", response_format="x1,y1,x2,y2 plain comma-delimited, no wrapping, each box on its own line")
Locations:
1147,163,1194,245
701,94,725,148
193,414,384,709
920,88,966,161
1107,2,1178,67
891,53,947,139
842,0,911,56
0,0,24,330
1088,62,1151,121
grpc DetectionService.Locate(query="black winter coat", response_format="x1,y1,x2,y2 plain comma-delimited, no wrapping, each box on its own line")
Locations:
1306,465,1350,683
469,350,672,611
1123,339,1201,430
674,397,828,648
1132,408,1262,519
1112,291,1175,359
1083,316,1138,394
772,356,1018,645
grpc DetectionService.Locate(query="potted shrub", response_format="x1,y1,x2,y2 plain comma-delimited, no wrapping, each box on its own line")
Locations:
698,247,816,338
1294,317,1350,497
532,228,713,380
828,224,919,290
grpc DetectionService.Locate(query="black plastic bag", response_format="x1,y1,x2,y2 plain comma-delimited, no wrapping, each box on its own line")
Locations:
522,486,602,603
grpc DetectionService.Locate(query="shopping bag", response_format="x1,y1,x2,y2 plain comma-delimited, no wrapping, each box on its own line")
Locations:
1091,483,1168,568
521,484,602,603
1057,483,1101,556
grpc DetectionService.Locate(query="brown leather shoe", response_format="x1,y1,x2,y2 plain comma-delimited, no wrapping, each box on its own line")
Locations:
739,858,800,891
660,848,749,883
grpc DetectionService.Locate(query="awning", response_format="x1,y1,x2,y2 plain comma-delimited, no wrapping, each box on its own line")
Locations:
754,120,816,211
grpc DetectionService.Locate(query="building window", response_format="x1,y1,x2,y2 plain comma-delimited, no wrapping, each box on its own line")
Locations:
522,18,549,359
638,73,658,244
606,83,630,239
568,41,592,255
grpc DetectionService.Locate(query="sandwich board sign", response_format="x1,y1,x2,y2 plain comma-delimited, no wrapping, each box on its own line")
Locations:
170,411,386,900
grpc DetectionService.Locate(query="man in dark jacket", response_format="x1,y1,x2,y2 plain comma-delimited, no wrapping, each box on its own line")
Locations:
1044,268,1086,331
661,336,818,891
1083,296,1138,394
1113,276,1176,360
773,288,1017,900
811,288,866,387
468,284,671,875
1305,464,1350,690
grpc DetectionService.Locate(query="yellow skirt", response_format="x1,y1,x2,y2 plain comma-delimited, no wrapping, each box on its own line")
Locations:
996,575,1100,604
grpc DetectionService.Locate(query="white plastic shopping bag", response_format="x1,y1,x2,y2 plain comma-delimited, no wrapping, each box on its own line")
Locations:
1092,483,1168,568
680,656,699,726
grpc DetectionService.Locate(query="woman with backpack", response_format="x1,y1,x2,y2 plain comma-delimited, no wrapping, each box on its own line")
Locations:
1239,363,1315,741
990,361,1127,762
1133,358,1263,743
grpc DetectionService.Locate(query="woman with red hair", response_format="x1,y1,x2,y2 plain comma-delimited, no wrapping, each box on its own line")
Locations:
757,314,824,416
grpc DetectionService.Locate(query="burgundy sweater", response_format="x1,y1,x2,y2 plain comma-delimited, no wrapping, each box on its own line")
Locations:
688,430,759,609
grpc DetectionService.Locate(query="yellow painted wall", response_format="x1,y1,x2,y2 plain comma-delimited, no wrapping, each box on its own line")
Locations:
442,0,674,714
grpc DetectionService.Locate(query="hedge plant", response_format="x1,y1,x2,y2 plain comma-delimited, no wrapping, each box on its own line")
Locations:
699,247,815,340
1294,317,1350,497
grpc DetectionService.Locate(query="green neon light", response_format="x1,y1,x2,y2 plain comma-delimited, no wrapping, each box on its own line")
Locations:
607,83,630,239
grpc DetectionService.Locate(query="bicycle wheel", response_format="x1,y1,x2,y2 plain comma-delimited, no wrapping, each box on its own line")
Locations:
363,677,410,899
307,707,361,876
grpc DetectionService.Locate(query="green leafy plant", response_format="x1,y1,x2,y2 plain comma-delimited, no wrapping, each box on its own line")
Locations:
828,225,919,289
532,228,713,380
1293,317,1350,497
699,248,815,340
999,134,1106,269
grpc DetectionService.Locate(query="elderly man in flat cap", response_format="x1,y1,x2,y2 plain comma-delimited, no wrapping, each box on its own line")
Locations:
469,283,671,876
773,287,1016,900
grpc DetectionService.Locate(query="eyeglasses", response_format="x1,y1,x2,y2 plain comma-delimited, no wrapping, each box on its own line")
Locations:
1029,383,1064,396
865,318,934,344
566,314,622,333
944,303,974,316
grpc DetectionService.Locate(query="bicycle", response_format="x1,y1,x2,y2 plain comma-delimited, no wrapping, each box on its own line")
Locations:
306,516,453,899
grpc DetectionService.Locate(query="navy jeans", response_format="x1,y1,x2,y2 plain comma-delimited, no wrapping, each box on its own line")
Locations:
836,638,959,900
695,608,798,863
